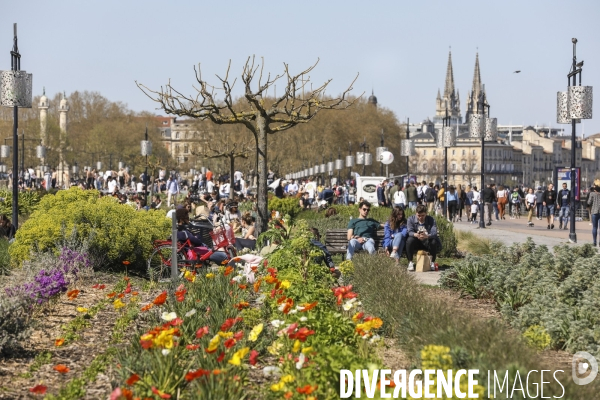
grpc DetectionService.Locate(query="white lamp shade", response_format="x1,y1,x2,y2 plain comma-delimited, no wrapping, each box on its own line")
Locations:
568,86,593,119
314,165,319,173
319,164,326,173
141,140,152,156
0,70,33,108
1,145,10,158
356,152,365,164
327,161,334,172
400,140,415,156
335,159,344,170
484,118,498,141
118,161,124,169
376,147,388,160
309,167,314,175
469,114,485,138
365,153,373,165
72,165,79,174
437,127,457,148
97,161,102,171
36,145,46,159
557,91,570,124
379,151,394,165
345,155,355,167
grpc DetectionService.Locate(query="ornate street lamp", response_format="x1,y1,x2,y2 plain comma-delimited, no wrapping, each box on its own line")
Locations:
0,24,32,229
438,108,457,218
376,130,387,177
556,38,593,243
141,124,152,201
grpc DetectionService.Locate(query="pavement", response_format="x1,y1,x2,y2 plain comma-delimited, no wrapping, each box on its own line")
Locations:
412,215,595,286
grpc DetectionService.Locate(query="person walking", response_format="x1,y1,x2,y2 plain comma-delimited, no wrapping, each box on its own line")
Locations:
525,188,536,227
587,186,600,246
457,184,466,222
535,186,544,220
406,181,418,211
557,182,571,230
542,183,557,229
446,186,458,222
426,183,436,213
166,175,180,207
496,185,509,220
465,185,473,221
482,183,496,226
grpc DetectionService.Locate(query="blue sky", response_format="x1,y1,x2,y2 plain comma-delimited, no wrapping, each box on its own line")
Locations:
3,0,600,135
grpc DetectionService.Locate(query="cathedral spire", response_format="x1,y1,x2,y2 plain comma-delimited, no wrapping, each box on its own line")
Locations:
444,50,455,99
471,52,482,102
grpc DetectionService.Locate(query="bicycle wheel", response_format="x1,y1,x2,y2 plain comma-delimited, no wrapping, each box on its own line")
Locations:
147,245,188,282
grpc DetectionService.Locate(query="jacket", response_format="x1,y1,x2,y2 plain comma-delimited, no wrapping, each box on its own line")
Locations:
542,189,557,206
588,191,600,215
383,222,407,248
406,185,418,203
482,187,496,203
407,215,438,238
377,186,387,206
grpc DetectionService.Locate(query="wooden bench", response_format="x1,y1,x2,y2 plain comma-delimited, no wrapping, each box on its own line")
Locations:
324,228,385,255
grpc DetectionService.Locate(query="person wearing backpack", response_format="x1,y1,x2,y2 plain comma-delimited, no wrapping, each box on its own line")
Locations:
426,182,436,212
393,185,406,209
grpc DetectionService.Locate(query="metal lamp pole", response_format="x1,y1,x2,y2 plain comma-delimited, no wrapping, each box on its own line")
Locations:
477,98,491,229
406,118,410,176
145,125,149,202
443,108,450,219
10,25,20,228
380,131,385,176
568,39,581,243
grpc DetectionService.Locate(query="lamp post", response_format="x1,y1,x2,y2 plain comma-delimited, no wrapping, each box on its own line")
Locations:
469,88,497,229
376,130,387,177
438,107,456,219
141,124,152,202
335,148,343,185
0,24,33,229
400,121,415,187
556,38,593,243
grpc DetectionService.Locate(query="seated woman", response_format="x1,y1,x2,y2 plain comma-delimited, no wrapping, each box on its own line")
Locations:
0,215,15,241
383,206,408,262
299,192,309,210
234,213,256,251
150,194,162,209
176,208,227,265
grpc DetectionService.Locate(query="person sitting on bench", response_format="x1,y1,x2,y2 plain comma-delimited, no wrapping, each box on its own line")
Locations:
346,200,384,260
383,206,408,263
406,204,441,272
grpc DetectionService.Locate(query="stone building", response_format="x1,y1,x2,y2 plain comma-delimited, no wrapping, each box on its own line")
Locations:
156,116,205,164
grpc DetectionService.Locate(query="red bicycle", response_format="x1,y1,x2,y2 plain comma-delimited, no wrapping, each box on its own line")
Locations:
147,222,237,282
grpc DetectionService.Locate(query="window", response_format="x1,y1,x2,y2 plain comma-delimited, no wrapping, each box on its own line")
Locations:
462,149,466,156
423,150,427,156
175,144,180,154
433,150,437,155
461,163,466,171
175,132,180,139
472,149,476,156
421,162,428,171
184,144,189,154
451,163,457,172
452,150,456,156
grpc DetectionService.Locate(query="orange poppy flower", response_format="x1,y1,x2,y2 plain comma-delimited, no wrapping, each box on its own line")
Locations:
67,289,80,300
234,301,249,310
186,344,200,351
54,338,65,347
253,279,262,293
132,291,139,296
29,385,47,395
216,351,225,362
212,369,224,375
122,261,131,265
297,385,317,394
140,303,153,312
233,257,241,262
238,284,247,290
224,266,234,276
301,301,318,312
284,392,293,399
107,292,117,298
185,368,210,382
117,293,125,299
151,387,171,399
251,266,258,272
195,326,209,339
125,373,140,386
153,291,168,305
53,364,70,374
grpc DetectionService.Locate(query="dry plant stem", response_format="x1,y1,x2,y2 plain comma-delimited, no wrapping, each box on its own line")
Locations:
137,56,359,236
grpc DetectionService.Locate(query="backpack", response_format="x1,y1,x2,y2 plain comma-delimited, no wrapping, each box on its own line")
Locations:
233,180,241,191
426,187,435,202
511,192,519,203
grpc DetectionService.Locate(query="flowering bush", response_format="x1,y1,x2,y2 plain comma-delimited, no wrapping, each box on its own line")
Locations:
0,294,33,355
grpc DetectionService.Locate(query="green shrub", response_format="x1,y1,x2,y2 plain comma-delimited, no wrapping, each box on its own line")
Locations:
433,213,457,257
268,196,302,218
9,188,171,269
0,239,10,275
0,189,41,217
523,325,552,350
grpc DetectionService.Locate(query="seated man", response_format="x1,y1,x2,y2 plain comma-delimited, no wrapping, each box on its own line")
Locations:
346,200,384,260
406,204,441,272
176,208,228,265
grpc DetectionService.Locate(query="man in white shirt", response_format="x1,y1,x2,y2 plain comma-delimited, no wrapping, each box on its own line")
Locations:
220,180,231,198
166,176,179,207
234,170,243,182
288,180,299,195
472,186,481,202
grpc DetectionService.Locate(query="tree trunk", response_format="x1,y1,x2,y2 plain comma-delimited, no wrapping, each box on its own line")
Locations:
229,155,235,200
255,117,268,237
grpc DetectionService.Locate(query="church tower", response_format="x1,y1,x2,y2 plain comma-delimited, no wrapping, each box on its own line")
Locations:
465,53,488,122
434,51,462,124
367,90,378,107
39,87,49,147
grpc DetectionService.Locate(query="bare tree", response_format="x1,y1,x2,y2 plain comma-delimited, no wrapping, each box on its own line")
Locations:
137,57,357,236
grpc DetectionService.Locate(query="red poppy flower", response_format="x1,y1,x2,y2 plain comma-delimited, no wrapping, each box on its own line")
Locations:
263,259,268,267
122,261,131,265
124,282,132,294
233,330,244,341
53,364,70,374
67,289,80,300
169,318,183,326
107,292,117,298
151,387,171,399
223,338,236,349
153,291,168,305
289,327,315,342
140,339,153,349
238,284,247,290
249,350,259,366
132,291,138,296
217,352,226,363
29,385,47,395
224,266,234,276
186,344,200,351
297,385,317,394
117,293,125,299
251,266,258,272
196,326,209,339
125,373,140,386
332,285,358,305
185,369,210,382
282,298,294,314
220,318,238,332
54,338,65,347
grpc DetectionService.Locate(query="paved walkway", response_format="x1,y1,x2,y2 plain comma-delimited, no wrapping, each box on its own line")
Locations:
413,216,596,286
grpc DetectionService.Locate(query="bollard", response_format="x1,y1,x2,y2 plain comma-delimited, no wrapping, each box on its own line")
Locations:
171,211,178,280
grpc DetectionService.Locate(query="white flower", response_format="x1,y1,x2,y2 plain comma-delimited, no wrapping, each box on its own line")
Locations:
161,312,177,321
184,309,197,317
299,316,308,322
295,353,306,370
277,303,286,312
357,301,362,306
162,349,171,356
232,275,243,282
271,319,285,328
263,366,282,376
369,335,381,344
362,334,370,340
289,309,298,314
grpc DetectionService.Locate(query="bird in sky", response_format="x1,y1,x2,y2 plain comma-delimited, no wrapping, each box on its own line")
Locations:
576,60,584,68
513,70,521,73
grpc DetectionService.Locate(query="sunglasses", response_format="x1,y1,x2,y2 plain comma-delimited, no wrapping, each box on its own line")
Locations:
361,208,370,212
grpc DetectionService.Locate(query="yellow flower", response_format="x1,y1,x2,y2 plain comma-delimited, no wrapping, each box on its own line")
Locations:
248,323,263,342
356,317,383,333
140,333,154,341
207,334,220,352
113,299,126,309
218,331,234,338
279,280,291,289
76,307,88,313
271,382,285,392
228,347,250,366
281,374,294,383
267,341,283,355
301,346,313,354
205,273,215,279
292,340,301,353
153,328,177,349
184,270,196,282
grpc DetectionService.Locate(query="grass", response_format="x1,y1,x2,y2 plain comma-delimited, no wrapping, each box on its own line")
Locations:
349,253,600,399
455,229,502,255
